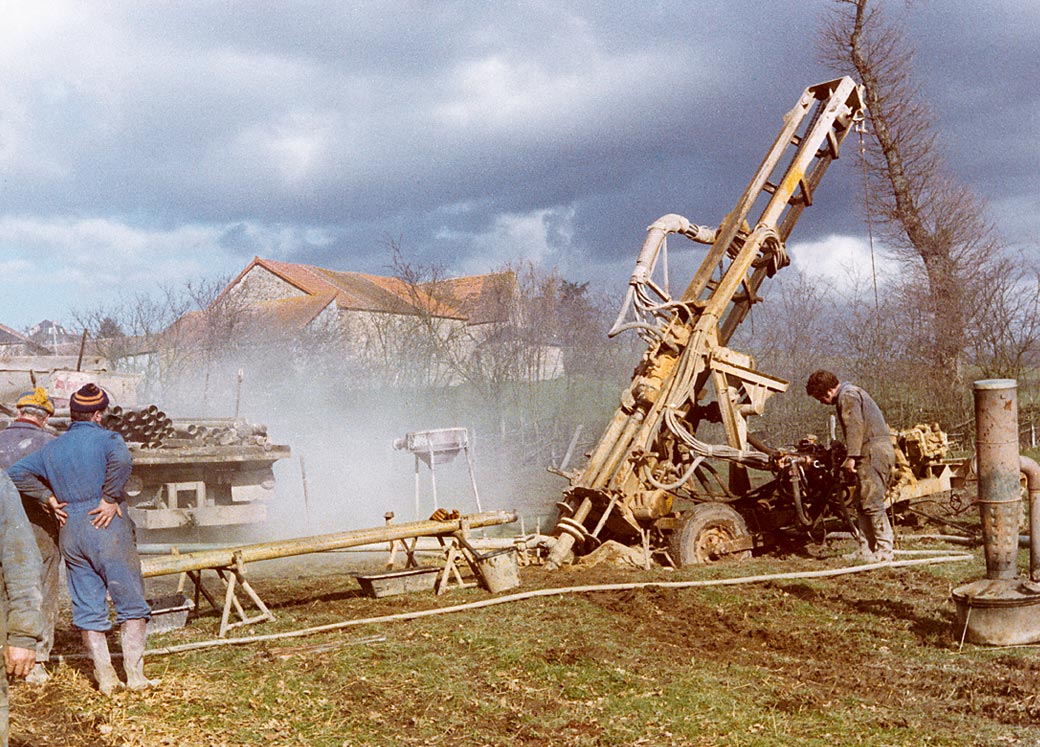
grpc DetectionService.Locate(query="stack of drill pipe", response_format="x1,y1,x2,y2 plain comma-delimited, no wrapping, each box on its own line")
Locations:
103,405,176,448
162,418,271,448
190,420,269,447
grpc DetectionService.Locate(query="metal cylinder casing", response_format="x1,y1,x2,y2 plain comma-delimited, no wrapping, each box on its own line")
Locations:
974,379,1022,580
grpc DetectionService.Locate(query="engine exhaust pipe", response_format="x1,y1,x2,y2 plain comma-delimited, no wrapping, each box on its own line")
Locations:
952,379,1040,645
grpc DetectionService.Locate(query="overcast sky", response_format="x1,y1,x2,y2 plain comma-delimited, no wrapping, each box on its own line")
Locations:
0,0,1036,331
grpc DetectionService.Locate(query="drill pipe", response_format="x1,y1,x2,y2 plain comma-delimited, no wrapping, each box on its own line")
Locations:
974,379,1022,580
139,509,518,578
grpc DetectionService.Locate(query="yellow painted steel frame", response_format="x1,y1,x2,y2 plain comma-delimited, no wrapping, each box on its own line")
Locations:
546,78,865,569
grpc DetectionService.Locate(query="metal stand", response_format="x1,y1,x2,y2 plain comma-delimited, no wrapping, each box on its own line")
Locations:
178,550,276,637
393,428,483,519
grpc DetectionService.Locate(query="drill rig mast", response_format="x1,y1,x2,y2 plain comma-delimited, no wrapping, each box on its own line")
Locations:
546,78,865,570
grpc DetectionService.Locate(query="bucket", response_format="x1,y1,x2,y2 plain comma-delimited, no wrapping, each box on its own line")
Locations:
146,593,195,634
952,578,1040,646
474,547,521,593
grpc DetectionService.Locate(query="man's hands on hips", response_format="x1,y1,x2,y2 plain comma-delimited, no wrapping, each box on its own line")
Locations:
89,498,122,529
5,645,36,678
47,495,68,526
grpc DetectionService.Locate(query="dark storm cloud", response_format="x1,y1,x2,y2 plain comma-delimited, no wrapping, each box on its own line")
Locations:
0,1,1033,327
906,2,1040,230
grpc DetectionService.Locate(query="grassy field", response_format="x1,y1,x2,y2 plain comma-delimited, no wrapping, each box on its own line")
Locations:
10,517,1040,746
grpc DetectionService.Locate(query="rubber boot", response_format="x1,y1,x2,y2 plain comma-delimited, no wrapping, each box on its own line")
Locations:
871,510,895,562
120,619,158,690
82,630,122,695
842,516,876,562
24,663,49,685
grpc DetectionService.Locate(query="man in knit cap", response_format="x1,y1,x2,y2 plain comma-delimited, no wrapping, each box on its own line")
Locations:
8,383,155,695
0,387,60,684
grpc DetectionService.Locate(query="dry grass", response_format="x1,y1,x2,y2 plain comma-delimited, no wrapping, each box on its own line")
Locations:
10,516,1040,747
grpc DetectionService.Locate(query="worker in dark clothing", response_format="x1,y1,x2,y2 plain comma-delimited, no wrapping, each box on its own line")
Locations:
8,384,154,695
806,369,895,562
0,470,43,747
0,388,59,684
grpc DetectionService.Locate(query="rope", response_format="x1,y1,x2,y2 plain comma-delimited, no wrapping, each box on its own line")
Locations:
856,116,882,347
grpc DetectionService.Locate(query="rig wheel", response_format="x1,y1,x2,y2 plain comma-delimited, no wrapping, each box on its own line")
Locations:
670,503,752,567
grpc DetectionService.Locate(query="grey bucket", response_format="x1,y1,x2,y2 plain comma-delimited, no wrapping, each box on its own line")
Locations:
475,547,521,593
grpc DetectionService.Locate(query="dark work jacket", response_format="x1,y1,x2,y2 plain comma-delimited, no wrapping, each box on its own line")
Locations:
0,419,56,470
834,382,890,459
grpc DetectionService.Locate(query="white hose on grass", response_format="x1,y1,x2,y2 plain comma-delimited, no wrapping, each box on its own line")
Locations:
143,551,973,657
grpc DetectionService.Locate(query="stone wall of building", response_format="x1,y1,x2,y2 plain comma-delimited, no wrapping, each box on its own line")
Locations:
227,266,306,303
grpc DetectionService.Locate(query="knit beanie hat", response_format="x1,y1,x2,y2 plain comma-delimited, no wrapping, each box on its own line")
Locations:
70,383,110,413
16,387,54,415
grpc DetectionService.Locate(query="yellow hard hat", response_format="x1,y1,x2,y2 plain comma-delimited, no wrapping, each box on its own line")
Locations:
16,387,54,415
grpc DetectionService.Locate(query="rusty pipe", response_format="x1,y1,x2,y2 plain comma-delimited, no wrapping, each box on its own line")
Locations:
139,510,517,578
974,379,1022,580
1022,455,1040,582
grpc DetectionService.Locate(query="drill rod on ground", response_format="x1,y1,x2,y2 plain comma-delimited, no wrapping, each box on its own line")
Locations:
139,510,517,578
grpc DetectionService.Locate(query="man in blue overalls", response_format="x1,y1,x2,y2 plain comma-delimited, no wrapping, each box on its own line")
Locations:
8,383,154,695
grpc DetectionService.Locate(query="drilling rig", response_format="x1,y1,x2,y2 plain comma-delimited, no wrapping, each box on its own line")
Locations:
546,78,866,570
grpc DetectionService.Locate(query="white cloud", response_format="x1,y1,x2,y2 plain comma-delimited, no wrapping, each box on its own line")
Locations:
432,48,668,137
0,1,1026,332
437,206,577,274
0,216,335,329
787,234,899,291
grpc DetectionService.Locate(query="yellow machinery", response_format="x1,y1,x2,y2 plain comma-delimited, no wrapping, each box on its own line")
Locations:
546,78,866,569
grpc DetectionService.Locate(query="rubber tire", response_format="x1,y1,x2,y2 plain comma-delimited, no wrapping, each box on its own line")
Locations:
670,503,752,567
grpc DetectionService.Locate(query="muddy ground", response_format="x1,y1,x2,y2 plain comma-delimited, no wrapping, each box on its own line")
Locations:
9,506,1040,746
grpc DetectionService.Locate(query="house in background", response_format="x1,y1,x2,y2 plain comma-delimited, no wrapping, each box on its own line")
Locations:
159,256,562,388
25,319,82,353
0,323,52,357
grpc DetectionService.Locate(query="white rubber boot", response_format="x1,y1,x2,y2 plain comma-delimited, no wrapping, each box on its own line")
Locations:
82,630,122,695
24,662,49,685
871,511,896,562
120,619,158,690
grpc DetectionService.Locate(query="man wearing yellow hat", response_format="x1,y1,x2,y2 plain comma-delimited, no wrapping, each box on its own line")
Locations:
0,388,59,685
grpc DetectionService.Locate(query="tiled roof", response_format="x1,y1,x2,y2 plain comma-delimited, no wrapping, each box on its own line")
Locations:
0,324,51,353
427,272,515,325
169,256,514,350
0,324,26,345
314,267,462,319
226,257,515,321
163,292,337,345
218,257,469,319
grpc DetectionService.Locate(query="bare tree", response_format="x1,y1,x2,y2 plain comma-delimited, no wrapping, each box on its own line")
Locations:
818,0,1007,410
73,276,233,406
967,257,1040,381
385,241,477,390
384,240,632,456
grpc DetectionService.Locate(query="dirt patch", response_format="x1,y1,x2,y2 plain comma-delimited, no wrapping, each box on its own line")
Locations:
11,503,1040,746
